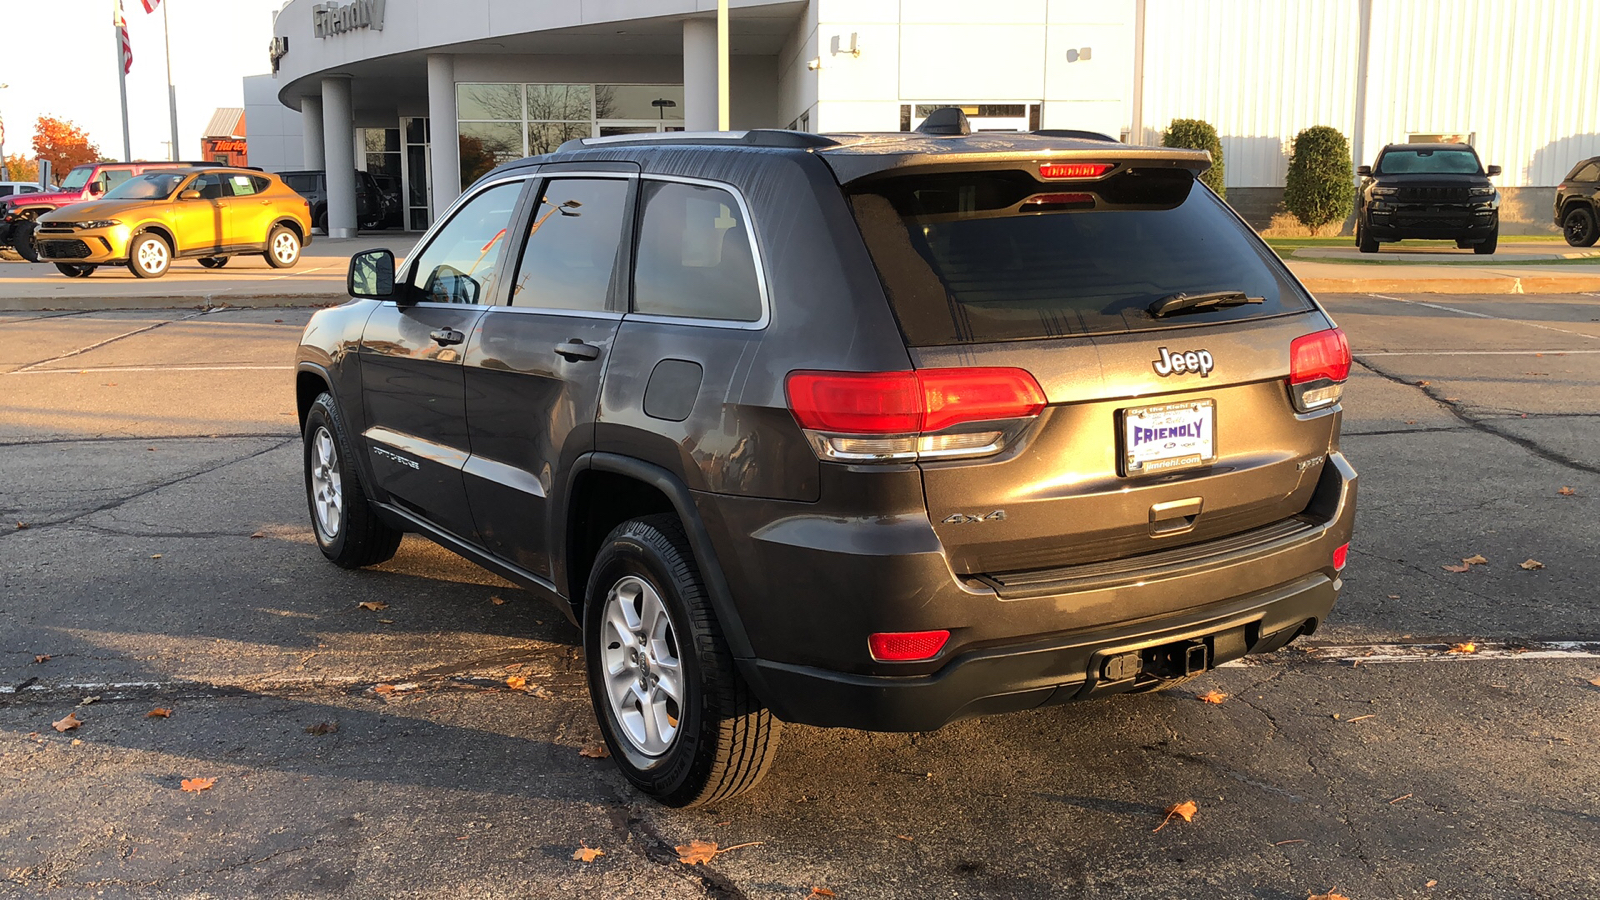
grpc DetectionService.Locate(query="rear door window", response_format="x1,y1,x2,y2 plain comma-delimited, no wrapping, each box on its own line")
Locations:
283,173,320,194
632,180,763,323
848,168,1311,346
506,177,630,311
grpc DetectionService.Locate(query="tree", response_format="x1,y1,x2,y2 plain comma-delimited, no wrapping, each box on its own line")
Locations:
4,154,39,183
1284,126,1354,235
32,116,103,177
1162,119,1225,198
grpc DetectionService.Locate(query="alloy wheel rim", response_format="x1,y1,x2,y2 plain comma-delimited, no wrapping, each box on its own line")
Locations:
1568,214,1591,244
137,239,167,273
600,575,684,757
273,233,298,264
310,425,342,540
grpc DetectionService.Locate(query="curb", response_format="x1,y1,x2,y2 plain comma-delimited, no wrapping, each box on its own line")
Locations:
0,293,345,312
1298,275,1600,295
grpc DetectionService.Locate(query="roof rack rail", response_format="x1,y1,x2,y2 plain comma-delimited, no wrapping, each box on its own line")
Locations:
1032,129,1120,143
556,129,839,153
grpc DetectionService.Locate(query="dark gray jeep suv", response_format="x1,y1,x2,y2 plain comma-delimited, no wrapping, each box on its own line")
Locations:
295,111,1357,806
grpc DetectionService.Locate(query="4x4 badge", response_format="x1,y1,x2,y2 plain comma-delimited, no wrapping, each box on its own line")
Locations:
1152,347,1215,378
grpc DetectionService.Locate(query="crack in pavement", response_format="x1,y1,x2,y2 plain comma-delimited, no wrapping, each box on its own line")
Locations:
6,309,214,375
1353,356,1600,475
604,795,753,900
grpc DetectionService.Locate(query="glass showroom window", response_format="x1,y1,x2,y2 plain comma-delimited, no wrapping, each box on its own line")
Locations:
458,83,526,189
526,84,593,156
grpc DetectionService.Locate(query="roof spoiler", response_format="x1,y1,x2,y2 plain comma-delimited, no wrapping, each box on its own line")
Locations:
556,129,838,153
1032,129,1120,143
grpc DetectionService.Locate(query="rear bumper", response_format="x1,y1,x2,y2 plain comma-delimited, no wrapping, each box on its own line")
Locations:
750,571,1335,731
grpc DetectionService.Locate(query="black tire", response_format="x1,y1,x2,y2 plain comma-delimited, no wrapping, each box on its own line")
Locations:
584,514,781,807
13,221,40,262
1563,206,1598,248
1356,220,1379,253
54,263,95,278
198,256,229,269
127,232,171,278
1473,228,1498,255
264,224,301,269
315,210,328,234
302,392,403,568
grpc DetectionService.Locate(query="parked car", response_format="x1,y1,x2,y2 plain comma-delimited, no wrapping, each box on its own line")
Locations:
0,160,212,261
295,111,1356,807
278,169,389,231
0,181,49,198
1554,156,1600,247
1355,143,1501,254
32,167,311,278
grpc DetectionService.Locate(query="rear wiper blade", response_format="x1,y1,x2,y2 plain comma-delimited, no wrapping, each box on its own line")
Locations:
1148,290,1265,318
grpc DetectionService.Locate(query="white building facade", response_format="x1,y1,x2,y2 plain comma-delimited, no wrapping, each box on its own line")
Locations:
255,0,1600,234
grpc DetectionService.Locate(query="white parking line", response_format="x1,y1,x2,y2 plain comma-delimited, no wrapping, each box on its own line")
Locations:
1366,293,1600,342
5,365,295,375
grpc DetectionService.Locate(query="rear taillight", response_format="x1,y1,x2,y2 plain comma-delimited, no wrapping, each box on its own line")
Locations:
1332,542,1349,571
868,630,950,662
1289,327,1350,412
786,368,1046,462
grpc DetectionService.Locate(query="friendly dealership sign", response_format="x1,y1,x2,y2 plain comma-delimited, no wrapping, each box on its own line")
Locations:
313,0,386,38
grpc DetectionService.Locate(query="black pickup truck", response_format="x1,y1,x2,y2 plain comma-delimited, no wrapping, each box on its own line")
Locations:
1355,143,1501,254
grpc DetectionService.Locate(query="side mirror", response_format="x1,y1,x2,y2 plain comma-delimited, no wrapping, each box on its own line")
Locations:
88,182,105,196
1356,165,1372,177
1486,165,1502,177
179,189,202,200
348,248,397,301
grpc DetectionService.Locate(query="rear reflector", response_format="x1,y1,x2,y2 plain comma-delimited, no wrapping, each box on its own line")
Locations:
786,368,1045,435
868,630,950,662
1039,162,1114,180
1332,542,1349,571
1288,328,1351,412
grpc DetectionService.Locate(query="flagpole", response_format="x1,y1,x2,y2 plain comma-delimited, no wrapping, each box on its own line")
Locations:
162,0,179,161
115,0,131,162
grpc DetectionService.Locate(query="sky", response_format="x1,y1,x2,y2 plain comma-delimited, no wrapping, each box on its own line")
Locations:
0,0,289,167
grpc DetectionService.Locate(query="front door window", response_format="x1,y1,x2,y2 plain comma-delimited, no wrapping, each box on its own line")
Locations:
406,179,525,305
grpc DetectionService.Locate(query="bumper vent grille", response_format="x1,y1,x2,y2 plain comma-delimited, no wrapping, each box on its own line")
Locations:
38,239,91,259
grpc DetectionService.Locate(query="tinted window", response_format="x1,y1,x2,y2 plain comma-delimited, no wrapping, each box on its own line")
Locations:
849,168,1312,346
1375,148,1481,175
633,181,761,322
507,178,628,311
225,174,260,197
189,173,227,200
283,173,320,194
105,169,135,190
0,186,12,197
407,180,524,305
1574,163,1600,183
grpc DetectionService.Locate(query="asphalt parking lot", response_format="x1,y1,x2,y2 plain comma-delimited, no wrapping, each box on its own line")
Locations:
3,292,1599,898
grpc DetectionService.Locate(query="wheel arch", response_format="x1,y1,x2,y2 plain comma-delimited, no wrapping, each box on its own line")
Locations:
295,362,334,431
131,222,176,251
564,453,755,660
272,217,305,243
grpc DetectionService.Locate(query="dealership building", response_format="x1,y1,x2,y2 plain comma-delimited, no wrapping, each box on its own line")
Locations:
249,0,1600,235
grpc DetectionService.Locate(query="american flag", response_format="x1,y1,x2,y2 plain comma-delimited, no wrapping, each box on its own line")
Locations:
140,0,161,12
115,1,133,74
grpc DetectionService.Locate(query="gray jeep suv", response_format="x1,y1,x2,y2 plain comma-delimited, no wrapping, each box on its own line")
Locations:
295,110,1357,807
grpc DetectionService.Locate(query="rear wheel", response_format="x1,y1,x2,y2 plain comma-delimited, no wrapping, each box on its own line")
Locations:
127,232,171,278
265,225,301,269
302,392,403,568
1473,228,1498,255
1356,220,1379,253
54,263,95,278
1563,206,1598,247
584,515,781,807
198,256,229,269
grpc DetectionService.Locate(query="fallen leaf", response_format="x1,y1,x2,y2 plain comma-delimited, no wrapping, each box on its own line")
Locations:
1519,559,1545,570
180,777,216,793
578,742,610,759
305,721,338,735
357,601,388,611
1197,690,1227,704
1308,892,1350,900
1447,642,1477,654
150,554,162,559
34,654,50,664
1558,487,1575,496
1153,800,1198,833
506,675,528,691
373,683,397,694
571,845,605,863
810,889,837,898
250,531,266,539
377,619,395,624
71,738,83,746
1587,676,1600,687
1462,554,1487,566
1427,880,1438,888
1416,380,1430,386
1387,594,1400,599
15,522,30,530
52,713,82,732
897,834,914,841
78,696,100,706
1441,563,1470,573
675,840,761,865
490,596,506,605
147,708,172,719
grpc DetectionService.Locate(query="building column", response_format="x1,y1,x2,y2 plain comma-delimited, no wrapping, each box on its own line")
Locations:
300,95,325,171
427,54,460,219
321,76,358,239
683,18,718,132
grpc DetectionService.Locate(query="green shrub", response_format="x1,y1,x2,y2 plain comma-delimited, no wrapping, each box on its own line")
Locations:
1284,126,1354,235
1162,119,1225,198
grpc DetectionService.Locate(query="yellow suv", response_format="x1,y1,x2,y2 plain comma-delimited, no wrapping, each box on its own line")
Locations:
34,167,312,279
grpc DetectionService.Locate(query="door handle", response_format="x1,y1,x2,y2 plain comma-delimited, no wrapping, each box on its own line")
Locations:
554,340,601,362
429,328,465,346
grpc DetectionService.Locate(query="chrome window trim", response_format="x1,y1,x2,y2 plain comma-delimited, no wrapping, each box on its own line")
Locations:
498,170,637,315
393,173,535,308
629,173,771,331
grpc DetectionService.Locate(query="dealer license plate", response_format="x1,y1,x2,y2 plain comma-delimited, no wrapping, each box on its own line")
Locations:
1122,400,1216,475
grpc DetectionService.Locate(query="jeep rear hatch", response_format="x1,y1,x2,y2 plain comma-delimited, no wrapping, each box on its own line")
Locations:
832,154,1344,582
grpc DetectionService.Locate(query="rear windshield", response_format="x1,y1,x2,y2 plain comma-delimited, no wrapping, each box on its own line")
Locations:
1375,148,1481,175
848,168,1311,346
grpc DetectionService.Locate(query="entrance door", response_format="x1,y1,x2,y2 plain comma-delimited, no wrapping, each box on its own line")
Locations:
401,117,431,231
358,177,529,540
